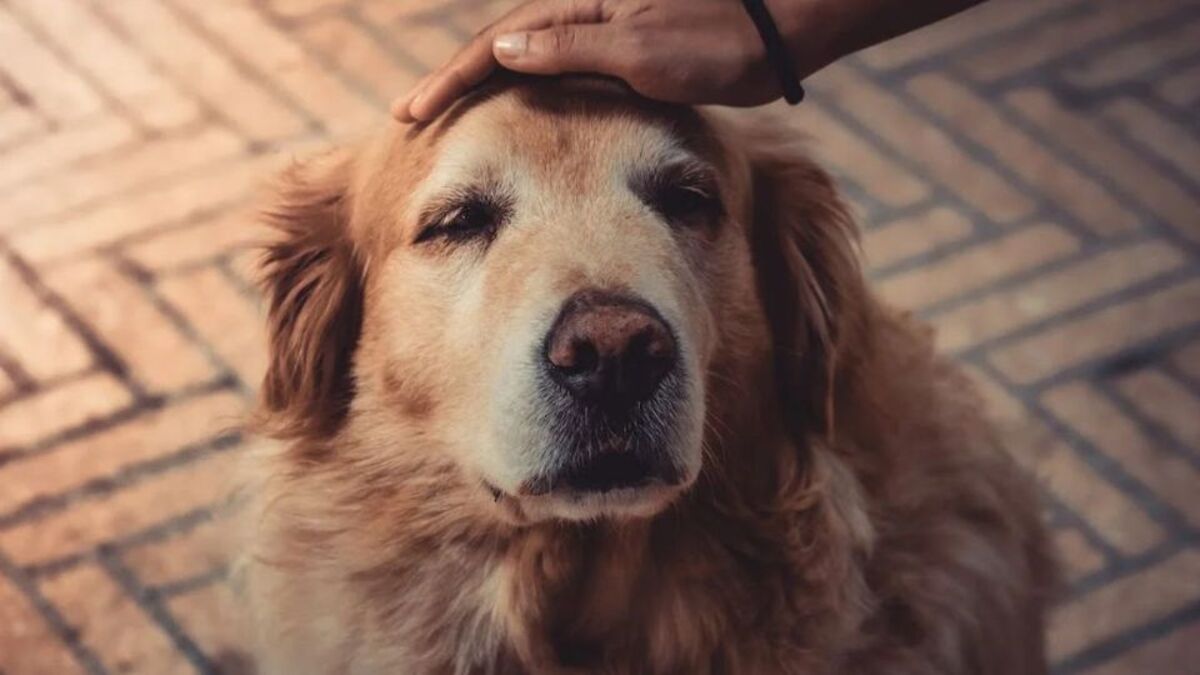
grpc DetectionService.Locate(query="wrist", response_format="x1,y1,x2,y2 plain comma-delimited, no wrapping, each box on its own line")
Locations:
765,0,852,79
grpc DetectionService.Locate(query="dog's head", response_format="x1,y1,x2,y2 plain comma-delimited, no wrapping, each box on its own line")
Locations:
257,78,860,523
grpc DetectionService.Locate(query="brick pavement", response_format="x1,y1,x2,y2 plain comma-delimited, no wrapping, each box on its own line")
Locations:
0,1,1198,673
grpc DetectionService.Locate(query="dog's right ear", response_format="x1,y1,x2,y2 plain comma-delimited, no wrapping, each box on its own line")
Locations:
256,151,363,440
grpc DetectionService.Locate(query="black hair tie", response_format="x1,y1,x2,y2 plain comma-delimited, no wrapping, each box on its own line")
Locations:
740,0,806,105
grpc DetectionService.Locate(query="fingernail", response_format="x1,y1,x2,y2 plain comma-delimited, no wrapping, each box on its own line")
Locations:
494,33,528,58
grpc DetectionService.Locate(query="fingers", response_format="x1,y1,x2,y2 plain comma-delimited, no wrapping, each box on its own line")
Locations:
492,24,624,76
392,0,607,122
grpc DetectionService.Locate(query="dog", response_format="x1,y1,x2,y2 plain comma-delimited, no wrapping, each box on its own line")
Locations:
235,76,1054,674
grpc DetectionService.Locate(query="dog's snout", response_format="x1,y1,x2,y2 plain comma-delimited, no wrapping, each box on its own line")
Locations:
545,291,676,406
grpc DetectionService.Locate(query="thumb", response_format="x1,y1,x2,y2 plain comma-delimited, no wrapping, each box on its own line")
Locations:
493,25,620,75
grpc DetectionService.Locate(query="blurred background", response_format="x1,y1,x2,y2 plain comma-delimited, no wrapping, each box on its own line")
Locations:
0,0,1198,673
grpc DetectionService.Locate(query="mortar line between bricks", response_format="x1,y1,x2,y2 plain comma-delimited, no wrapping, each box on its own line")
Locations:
0,345,36,394
0,368,103,410
154,566,228,600
0,547,109,675
0,243,150,401
1093,376,1200,468
97,549,211,674
343,5,441,78
5,2,153,137
1053,596,1200,675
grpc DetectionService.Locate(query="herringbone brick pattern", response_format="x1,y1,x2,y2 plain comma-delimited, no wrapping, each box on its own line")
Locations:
0,1,1197,673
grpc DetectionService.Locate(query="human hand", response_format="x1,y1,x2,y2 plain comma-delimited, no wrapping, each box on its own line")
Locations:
391,0,830,122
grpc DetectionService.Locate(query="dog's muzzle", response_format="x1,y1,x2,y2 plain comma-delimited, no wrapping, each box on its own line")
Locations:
526,290,686,495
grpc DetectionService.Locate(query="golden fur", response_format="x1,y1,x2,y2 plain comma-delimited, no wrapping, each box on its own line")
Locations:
236,77,1054,674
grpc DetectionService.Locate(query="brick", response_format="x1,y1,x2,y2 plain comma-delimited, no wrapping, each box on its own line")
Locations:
98,0,308,143
300,13,421,103
0,7,103,122
960,368,1161,555
0,258,92,381
0,374,132,451
933,241,1188,352
0,125,243,228
1049,550,1200,661
858,0,1082,70
907,74,1138,236
173,0,380,138
262,0,351,19
166,581,247,667
0,391,245,516
123,515,230,589
0,103,44,147
43,261,216,393
451,0,519,30
863,206,971,270
1043,381,1200,527
158,266,267,388
10,154,278,263
1114,371,1200,456
0,575,86,675
0,113,135,189
791,101,931,208
1157,62,1200,108
0,450,238,566
1083,622,1200,675
391,21,463,72
40,565,190,675
359,0,462,26
1174,340,1200,384
809,63,1034,224
877,223,1078,310
124,206,260,272
1102,98,1200,182
961,0,1181,82
9,0,199,132
1008,88,1200,243
988,279,1200,385
1053,527,1105,583
1063,18,1200,88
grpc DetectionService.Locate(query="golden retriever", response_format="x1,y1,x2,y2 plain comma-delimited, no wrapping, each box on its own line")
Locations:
236,76,1054,674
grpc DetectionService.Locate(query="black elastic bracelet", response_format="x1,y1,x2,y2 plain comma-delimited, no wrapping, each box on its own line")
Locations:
740,0,805,105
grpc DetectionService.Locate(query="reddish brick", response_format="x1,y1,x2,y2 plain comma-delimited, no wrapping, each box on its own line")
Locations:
1043,381,1200,527
174,0,380,138
933,240,1188,352
43,261,217,393
0,450,239,566
9,0,199,132
1114,371,1200,457
1083,622,1200,675
389,22,462,72
123,206,261,272
40,565,190,675
792,101,931,208
810,63,1034,224
98,0,308,143
1049,550,1200,661
123,515,231,589
1053,527,1106,583
0,114,136,190
359,0,462,25
262,0,352,19
1063,18,1200,88
0,374,133,451
300,14,422,102
0,103,43,147
158,266,267,388
863,206,971,269
0,391,245,516
1102,98,1200,181
907,74,1138,236
166,582,248,667
987,279,1200,385
877,223,1079,310
0,7,103,122
0,257,92,381
0,575,86,675
1008,88,1200,243
961,0,1180,82
0,125,243,227
11,155,279,263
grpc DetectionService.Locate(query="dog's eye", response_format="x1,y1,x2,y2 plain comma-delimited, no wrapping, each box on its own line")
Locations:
637,166,723,227
415,196,506,245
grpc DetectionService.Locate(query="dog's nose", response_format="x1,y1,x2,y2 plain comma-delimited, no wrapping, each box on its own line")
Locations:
545,291,676,407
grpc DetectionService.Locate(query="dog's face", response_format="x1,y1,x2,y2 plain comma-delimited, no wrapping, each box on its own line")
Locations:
258,79,859,523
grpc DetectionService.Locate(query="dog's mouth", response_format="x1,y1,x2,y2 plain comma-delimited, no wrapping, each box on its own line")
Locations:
521,449,683,496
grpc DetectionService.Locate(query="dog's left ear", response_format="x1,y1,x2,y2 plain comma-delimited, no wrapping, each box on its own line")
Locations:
256,150,364,440
743,124,865,440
